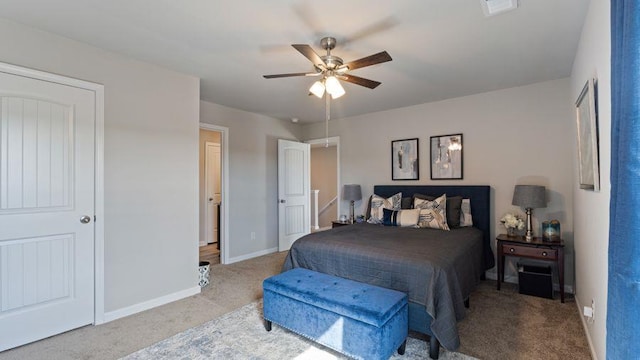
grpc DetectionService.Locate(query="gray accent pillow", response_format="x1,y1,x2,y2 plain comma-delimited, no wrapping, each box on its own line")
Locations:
401,197,413,209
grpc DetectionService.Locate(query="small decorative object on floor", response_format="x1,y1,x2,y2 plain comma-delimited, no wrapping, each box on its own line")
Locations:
198,261,210,288
500,213,524,237
542,220,561,242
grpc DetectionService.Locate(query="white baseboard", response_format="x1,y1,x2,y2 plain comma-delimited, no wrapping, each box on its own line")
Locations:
101,286,201,324
226,247,278,264
575,297,599,360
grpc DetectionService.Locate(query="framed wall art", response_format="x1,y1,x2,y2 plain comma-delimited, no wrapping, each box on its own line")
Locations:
575,78,600,191
391,138,419,180
430,134,463,180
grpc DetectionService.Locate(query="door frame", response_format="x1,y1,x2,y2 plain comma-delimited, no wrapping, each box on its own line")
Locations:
306,136,341,221
0,62,106,324
199,123,229,264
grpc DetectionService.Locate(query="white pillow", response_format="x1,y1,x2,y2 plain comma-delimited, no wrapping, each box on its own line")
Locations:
414,194,450,230
460,198,473,227
382,208,420,227
368,192,402,224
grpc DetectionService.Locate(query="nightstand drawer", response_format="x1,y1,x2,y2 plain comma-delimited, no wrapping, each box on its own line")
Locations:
501,244,558,260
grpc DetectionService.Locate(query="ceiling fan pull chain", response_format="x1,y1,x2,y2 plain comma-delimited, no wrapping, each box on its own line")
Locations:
325,94,330,147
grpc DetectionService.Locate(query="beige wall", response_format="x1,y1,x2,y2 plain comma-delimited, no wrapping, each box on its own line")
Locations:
199,129,221,244
199,101,302,261
302,78,575,287
311,146,338,228
570,0,610,358
0,18,200,314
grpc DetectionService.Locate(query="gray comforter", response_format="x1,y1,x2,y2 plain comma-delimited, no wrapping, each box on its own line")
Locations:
282,222,484,351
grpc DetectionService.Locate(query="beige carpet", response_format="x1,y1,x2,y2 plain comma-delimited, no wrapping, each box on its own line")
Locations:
123,301,475,360
0,251,591,360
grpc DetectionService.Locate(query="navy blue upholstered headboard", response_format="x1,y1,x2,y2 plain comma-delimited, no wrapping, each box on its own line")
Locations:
373,185,495,271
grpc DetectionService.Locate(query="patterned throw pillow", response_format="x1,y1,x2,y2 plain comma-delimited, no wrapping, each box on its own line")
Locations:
367,192,402,224
413,193,462,228
382,208,420,227
413,194,450,230
459,198,473,227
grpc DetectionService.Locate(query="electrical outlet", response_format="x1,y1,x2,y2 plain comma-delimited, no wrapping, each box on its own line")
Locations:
251,232,256,241
583,299,595,324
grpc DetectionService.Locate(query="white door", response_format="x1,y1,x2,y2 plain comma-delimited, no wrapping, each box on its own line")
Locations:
205,142,221,245
0,71,95,350
278,139,310,252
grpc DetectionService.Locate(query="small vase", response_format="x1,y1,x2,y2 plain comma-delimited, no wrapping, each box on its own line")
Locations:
507,228,517,237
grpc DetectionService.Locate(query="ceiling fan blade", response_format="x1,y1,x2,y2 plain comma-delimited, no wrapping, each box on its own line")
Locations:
263,72,319,79
292,44,327,69
342,51,392,71
338,74,381,89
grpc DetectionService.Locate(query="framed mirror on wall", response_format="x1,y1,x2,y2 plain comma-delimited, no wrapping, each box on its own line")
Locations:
575,78,600,191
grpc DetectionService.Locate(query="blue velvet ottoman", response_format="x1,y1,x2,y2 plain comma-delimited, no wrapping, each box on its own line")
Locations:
263,268,408,360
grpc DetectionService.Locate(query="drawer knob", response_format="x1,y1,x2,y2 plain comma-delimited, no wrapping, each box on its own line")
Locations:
509,248,515,253
542,251,548,257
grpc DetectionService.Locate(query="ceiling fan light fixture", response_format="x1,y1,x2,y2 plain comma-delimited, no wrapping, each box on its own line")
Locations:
325,76,345,99
309,80,325,98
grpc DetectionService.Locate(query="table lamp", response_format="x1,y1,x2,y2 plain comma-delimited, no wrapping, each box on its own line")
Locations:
512,185,546,241
342,184,362,224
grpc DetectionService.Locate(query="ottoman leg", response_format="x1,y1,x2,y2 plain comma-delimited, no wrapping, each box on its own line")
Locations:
397,339,407,355
429,336,440,359
264,319,272,332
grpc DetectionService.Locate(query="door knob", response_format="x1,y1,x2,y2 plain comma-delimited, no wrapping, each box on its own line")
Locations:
80,215,92,224
280,199,286,203
209,198,214,201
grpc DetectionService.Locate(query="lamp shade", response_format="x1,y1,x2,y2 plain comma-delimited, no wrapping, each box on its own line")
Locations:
512,185,546,209
342,184,362,202
309,80,325,98
325,76,345,99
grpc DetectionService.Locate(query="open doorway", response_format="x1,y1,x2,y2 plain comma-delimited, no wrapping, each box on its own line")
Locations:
307,137,340,230
199,128,224,265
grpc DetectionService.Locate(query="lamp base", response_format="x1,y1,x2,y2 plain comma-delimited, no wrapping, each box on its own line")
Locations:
525,207,534,241
349,201,355,224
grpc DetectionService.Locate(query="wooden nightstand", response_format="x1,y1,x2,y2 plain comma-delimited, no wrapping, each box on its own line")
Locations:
331,220,351,228
496,234,565,302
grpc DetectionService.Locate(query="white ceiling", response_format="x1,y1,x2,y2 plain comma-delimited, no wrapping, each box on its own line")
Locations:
0,0,589,123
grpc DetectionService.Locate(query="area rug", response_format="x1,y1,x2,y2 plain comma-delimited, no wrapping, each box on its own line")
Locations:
122,301,477,360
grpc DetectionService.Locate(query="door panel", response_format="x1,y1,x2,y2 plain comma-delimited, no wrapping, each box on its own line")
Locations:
1,97,72,211
278,139,310,252
0,71,95,351
1,235,72,312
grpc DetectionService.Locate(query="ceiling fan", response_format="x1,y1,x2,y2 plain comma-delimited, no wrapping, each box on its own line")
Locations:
263,36,392,99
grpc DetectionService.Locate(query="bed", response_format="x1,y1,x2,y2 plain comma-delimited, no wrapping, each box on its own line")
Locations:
282,185,494,359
